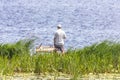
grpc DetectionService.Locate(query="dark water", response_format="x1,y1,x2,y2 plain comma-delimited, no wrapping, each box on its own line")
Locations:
0,0,120,49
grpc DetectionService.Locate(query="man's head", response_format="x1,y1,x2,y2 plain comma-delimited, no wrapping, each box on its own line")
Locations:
57,24,62,29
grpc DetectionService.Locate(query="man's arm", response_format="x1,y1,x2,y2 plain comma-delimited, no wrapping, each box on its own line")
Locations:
54,33,57,45
63,32,66,39
54,37,56,44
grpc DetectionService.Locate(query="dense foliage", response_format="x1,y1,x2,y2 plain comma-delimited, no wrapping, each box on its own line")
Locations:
1,40,120,78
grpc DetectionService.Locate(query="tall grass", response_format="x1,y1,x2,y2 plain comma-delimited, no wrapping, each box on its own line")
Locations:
0,39,33,59
0,39,34,75
1,40,120,79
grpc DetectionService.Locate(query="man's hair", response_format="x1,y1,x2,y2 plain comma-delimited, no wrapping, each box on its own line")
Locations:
57,24,62,29
57,27,61,29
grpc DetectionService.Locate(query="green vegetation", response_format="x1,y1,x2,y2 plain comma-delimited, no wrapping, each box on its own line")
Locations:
1,40,120,79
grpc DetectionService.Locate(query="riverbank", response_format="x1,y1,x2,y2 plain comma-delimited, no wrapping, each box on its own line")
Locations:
1,40,120,79
1,73,120,80
0,72,71,80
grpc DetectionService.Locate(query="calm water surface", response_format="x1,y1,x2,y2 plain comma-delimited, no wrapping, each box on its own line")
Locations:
0,0,120,49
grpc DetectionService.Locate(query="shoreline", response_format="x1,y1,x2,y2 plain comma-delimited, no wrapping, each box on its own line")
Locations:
1,73,120,80
0,72,72,80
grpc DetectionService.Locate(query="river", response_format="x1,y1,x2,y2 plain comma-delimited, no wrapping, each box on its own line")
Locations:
0,0,120,49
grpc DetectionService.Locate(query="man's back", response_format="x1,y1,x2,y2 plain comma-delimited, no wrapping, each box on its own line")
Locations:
54,29,66,45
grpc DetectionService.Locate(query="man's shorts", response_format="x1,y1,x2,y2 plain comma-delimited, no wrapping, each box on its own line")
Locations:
54,44,64,52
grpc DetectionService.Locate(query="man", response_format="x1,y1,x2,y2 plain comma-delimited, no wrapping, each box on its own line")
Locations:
54,24,66,53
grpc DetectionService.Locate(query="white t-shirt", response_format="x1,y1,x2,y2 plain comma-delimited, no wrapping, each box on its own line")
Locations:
54,29,66,45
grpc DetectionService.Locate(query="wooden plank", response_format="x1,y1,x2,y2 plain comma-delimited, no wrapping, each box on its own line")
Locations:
36,46,55,52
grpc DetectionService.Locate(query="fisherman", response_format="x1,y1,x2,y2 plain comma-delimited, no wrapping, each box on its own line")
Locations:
54,24,66,53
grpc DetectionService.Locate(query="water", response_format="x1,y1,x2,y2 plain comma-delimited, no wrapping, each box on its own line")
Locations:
0,0,120,49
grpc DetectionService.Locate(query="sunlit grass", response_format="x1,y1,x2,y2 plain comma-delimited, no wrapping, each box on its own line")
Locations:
1,40,120,79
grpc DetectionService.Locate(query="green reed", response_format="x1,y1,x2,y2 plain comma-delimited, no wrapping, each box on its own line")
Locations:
1,40,120,79
0,39,33,59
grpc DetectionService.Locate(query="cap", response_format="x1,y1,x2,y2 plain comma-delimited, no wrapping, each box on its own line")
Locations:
57,24,62,28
